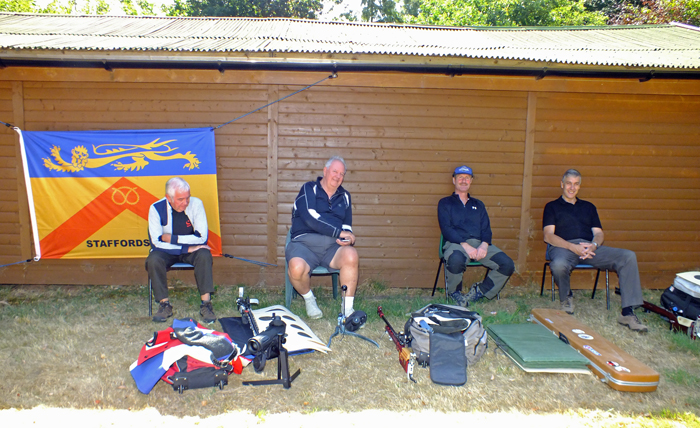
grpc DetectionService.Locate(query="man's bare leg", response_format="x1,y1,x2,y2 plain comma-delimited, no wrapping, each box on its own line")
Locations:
330,246,359,316
288,257,322,318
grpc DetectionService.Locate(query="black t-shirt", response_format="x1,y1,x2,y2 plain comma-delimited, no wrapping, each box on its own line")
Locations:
171,209,194,236
542,196,602,242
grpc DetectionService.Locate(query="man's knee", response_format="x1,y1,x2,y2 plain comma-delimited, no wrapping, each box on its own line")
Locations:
549,258,571,278
446,250,467,274
192,248,213,265
619,249,637,266
337,246,359,269
288,258,310,279
146,252,168,273
492,252,514,277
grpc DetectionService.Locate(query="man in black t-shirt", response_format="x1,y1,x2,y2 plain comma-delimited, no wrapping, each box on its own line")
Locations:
543,169,647,332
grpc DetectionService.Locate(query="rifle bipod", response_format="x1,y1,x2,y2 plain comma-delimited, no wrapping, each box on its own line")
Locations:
242,332,301,389
327,311,379,348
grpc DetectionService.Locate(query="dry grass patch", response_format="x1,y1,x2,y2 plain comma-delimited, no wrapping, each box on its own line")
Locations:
0,281,698,423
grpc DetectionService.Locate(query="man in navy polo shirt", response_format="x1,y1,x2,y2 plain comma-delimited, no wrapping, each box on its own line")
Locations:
543,168,647,332
438,165,514,307
286,156,361,324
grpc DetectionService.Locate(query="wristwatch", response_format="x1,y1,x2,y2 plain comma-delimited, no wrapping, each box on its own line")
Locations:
593,242,599,248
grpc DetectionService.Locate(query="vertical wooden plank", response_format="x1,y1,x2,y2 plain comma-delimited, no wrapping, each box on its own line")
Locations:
517,92,537,272
12,81,31,259
267,85,279,264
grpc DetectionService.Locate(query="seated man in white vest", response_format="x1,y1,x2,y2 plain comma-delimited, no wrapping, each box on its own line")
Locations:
146,177,215,324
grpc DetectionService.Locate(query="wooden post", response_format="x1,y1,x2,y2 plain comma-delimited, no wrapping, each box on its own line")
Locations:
12,81,32,259
267,85,279,264
517,92,537,273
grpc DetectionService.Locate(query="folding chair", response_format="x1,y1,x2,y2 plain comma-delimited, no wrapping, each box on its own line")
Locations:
431,234,490,302
148,262,194,316
540,244,610,310
284,230,339,308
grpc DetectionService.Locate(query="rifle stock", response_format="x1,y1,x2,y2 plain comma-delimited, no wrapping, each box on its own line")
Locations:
377,306,416,383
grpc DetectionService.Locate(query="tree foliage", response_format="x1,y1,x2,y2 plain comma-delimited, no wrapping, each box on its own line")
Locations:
0,0,156,15
361,0,404,22
402,0,608,26
166,0,323,18
590,0,700,26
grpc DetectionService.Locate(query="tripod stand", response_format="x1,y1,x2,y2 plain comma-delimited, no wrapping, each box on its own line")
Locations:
242,328,301,389
327,285,379,348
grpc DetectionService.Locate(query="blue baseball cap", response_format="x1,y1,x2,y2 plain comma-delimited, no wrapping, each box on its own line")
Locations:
453,165,473,177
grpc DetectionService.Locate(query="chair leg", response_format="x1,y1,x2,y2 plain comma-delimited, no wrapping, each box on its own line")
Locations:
605,270,610,310
540,262,548,296
285,260,293,308
591,269,601,299
331,273,339,300
551,272,556,302
432,259,444,297
443,263,449,303
148,278,153,317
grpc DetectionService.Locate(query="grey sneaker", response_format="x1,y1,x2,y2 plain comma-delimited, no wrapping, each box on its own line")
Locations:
449,291,469,307
561,296,574,314
465,283,485,303
200,300,217,324
153,301,173,322
305,295,323,319
618,313,648,332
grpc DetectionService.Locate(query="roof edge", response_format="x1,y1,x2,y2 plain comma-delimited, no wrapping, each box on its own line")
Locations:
2,57,698,80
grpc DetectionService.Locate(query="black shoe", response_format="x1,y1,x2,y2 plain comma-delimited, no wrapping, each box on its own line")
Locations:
449,291,469,307
153,301,173,322
345,310,367,332
200,300,217,324
465,283,485,303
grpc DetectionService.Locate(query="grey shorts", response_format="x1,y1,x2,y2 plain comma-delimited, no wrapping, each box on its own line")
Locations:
285,233,340,273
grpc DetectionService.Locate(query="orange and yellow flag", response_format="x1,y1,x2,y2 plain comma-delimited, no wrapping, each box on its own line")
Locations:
19,128,221,259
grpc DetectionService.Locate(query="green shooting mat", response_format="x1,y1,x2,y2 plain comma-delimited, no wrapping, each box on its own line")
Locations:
487,323,590,373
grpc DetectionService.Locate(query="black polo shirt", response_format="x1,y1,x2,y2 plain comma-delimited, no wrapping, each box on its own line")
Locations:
542,196,602,242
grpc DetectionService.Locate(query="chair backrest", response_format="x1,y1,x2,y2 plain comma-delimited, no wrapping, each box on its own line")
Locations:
438,234,445,259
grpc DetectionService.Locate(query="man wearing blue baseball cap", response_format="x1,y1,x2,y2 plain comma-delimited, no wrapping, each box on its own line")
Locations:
437,165,515,306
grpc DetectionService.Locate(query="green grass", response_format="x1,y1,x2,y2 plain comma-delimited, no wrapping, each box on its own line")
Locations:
662,368,700,387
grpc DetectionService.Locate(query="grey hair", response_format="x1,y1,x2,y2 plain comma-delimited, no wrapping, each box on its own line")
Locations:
562,169,582,182
325,155,346,170
165,177,190,198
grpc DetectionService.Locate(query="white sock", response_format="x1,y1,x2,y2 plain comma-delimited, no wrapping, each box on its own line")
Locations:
301,290,315,301
343,297,355,317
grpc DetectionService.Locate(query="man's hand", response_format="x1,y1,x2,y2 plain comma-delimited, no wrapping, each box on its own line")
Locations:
572,242,596,260
460,242,487,261
161,233,172,243
188,244,211,253
337,231,355,246
474,242,488,261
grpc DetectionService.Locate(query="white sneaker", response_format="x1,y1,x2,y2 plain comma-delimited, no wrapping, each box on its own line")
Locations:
305,296,323,319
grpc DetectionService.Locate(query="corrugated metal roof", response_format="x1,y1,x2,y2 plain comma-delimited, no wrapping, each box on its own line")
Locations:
1,13,699,69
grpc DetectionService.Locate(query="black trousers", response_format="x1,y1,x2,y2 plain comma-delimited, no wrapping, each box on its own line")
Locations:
146,249,214,302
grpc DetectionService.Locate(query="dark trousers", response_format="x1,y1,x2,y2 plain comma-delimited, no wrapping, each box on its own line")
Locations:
549,239,643,309
145,249,214,303
443,240,514,299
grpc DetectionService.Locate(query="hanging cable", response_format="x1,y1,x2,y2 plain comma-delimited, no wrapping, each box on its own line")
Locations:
0,258,32,268
213,72,338,130
223,253,277,267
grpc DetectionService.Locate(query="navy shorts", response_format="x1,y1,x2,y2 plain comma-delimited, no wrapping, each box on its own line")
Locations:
285,233,340,273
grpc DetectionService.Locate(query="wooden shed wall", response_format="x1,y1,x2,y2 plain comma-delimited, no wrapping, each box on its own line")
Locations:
0,68,698,290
